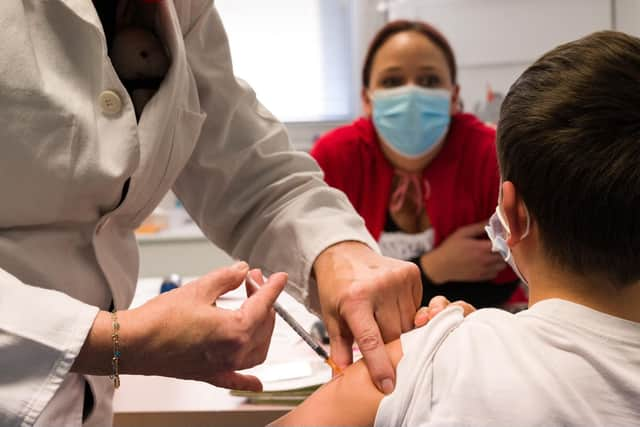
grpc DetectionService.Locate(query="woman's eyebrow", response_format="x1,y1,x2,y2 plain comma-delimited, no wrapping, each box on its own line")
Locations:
379,66,404,73
416,65,442,72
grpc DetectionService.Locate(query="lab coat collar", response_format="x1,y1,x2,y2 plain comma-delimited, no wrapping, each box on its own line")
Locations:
137,1,192,124
54,0,191,124
55,0,104,31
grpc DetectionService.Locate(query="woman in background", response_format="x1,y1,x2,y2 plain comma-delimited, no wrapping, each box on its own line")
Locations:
311,20,523,308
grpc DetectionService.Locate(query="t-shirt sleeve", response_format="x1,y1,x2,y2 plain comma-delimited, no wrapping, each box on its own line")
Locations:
375,306,465,427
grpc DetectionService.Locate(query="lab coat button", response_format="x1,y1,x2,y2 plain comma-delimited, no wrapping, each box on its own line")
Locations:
99,90,123,115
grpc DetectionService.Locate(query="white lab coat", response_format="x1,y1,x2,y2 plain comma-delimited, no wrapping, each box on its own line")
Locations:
0,1,376,426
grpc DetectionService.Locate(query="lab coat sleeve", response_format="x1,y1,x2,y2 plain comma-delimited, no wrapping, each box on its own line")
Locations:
173,3,378,313
0,268,99,427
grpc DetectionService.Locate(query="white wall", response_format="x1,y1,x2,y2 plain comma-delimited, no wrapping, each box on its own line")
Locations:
615,0,640,37
349,0,387,116
388,0,615,117
267,0,639,146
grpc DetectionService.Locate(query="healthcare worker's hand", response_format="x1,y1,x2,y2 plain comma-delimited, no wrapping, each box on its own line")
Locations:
124,263,284,391
420,220,506,283
74,262,285,392
413,295,476,328
313,241,422,395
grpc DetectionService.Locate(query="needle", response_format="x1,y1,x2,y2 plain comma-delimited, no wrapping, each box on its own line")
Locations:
245,274,342,375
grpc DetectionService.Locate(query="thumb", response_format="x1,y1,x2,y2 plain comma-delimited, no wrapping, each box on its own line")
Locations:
196,261,250,303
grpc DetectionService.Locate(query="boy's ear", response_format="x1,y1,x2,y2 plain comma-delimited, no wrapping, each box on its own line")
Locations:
501,181,529,246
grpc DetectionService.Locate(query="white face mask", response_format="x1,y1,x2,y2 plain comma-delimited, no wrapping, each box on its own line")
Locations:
485,205,530,285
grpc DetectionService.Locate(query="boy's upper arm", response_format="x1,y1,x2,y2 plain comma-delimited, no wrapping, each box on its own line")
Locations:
270,339,404,427
271,306,466,427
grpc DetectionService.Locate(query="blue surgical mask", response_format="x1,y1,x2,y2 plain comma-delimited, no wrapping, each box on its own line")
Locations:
485,205,530,285
371,86,451,158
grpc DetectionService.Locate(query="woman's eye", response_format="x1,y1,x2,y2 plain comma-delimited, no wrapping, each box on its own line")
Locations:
380,76,404,88
418,75,441,88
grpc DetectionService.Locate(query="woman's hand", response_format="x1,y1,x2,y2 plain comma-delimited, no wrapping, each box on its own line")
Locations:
74,262,286,392
413,295,476,328
420,220,506,283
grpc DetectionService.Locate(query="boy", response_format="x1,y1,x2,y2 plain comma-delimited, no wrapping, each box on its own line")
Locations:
271,30,640,427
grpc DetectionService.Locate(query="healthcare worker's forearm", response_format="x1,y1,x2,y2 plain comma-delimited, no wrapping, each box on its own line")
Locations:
71,309,140,375
70,310,118,375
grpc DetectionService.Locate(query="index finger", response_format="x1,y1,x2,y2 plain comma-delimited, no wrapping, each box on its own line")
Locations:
457,221,490,238
245,269,264,298
342,303,395,395
471,238,506,260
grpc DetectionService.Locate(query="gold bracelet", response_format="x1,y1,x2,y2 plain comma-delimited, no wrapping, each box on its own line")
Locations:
109,311,121,389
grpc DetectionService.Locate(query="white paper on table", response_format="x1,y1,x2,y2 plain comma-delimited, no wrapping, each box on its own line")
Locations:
240,359,331,392
132,277,337,391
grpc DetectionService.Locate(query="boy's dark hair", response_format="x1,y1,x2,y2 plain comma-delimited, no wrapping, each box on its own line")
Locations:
497,30,640,286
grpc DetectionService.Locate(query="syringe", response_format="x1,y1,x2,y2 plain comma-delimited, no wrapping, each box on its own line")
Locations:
245,274,342,375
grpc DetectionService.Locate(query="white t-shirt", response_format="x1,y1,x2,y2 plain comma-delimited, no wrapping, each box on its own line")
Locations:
376,299,640,427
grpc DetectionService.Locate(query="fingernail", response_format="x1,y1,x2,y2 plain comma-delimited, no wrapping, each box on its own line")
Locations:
272,272,288,281
414,308,429,325
380,378,394,395
232,261,248,271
